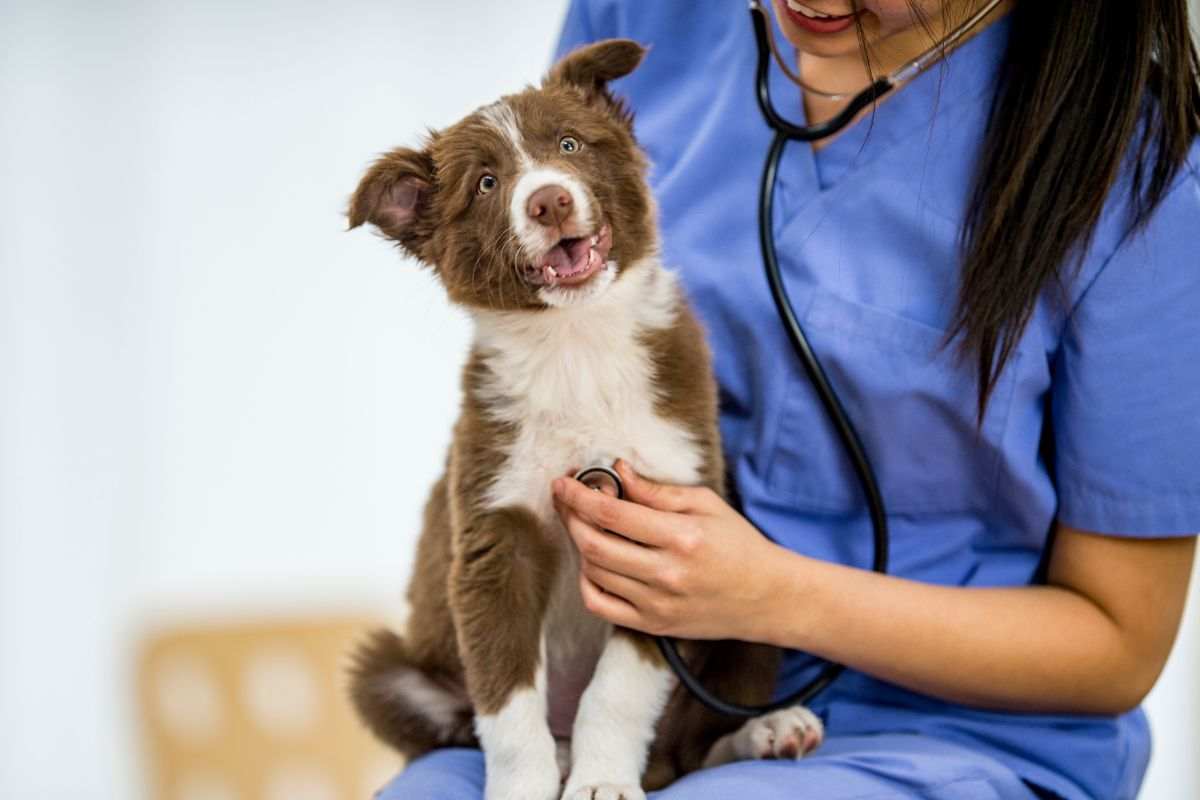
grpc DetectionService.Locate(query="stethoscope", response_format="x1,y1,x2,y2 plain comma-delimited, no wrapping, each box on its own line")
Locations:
578,0,1006,718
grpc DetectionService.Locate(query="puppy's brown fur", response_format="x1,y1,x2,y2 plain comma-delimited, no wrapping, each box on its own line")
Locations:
346,39,780,792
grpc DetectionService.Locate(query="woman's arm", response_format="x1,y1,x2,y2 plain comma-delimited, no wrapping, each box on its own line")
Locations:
551,459,1196,715
759,522,1194,714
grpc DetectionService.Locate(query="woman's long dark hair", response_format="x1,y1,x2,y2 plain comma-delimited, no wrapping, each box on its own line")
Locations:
953,0,1200,418
858,1,1200,418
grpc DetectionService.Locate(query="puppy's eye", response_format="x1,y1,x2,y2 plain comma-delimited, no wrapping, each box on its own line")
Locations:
477,174,498,194
559,136,581,154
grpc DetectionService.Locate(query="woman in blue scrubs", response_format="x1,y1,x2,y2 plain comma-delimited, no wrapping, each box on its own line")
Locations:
379,1,1200,798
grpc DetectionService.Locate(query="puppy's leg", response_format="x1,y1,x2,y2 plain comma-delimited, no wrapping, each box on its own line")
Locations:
452,506,561,800
562,629,676,800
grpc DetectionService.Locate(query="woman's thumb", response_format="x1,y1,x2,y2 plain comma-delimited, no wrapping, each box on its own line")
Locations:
614,459,695,512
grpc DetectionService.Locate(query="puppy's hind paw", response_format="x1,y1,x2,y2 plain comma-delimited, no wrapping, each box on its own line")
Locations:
734,705,824,760
563,783,645,800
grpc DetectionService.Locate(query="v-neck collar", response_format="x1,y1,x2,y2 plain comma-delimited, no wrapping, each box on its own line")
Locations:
767,11,1012,192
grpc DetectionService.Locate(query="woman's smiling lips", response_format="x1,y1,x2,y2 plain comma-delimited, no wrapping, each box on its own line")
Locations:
780,0,863,34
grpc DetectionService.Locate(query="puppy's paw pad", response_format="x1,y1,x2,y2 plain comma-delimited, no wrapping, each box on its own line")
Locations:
739,705,824,760
564,784,645,800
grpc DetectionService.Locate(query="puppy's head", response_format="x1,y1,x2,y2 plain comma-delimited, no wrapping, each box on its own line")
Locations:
348,39,653,310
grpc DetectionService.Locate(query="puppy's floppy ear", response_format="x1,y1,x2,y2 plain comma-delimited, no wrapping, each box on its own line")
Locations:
347,145,437,260
545,39,647,113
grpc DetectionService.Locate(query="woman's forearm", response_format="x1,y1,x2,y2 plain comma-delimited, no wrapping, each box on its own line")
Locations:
756,545,1147,715
552,463,1194,714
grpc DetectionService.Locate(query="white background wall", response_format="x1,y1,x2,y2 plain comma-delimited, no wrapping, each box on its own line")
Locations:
1,2,1197,798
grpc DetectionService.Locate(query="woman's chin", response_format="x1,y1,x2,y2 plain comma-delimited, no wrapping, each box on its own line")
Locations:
783,31,862,58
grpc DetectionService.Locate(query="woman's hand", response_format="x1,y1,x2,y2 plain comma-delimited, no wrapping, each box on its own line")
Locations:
551,460,1199,715
550,459,793,641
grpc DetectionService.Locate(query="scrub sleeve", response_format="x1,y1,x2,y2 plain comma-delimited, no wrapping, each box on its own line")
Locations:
1051,167,1200,536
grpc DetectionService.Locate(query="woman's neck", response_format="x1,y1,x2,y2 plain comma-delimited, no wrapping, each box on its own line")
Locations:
798,1,1011,147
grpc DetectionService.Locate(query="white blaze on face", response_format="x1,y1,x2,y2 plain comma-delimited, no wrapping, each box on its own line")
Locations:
507,167,595,262
480,100,594,263
479,101,532,170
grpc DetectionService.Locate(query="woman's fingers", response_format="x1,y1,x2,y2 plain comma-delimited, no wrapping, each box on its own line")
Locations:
578,571,642,629
579,563,679,636
553,474,676,547
579,557,651,607
558,505,662,584
614,459,714,513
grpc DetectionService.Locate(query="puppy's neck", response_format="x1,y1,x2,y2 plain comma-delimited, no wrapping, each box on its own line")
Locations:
467,258,682,413
469,257,679,350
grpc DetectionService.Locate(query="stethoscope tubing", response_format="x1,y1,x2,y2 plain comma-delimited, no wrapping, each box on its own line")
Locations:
755,135,891,578
652,124,892,717
585,0,1001,719
651,2,903,718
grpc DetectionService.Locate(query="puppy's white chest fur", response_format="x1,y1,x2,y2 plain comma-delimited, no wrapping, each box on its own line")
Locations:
471,261,704,740
473,261,704,523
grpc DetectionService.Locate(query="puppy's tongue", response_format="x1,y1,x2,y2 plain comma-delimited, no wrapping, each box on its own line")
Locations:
541,237,592,278
544,236,600,286
525,224,613,287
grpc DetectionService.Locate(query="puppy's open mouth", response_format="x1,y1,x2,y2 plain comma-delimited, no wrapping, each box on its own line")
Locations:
526,224,613,288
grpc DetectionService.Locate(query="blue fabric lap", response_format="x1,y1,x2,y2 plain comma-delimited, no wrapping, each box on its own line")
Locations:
375,737,1041,800
375,748,484,799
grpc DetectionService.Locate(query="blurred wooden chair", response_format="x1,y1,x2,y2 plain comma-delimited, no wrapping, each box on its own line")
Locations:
136,615,403,800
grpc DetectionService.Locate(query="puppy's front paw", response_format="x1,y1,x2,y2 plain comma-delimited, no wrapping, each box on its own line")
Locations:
563,784,646,800
733,705,824,760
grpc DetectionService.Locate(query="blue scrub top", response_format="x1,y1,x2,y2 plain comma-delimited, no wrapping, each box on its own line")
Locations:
557,4,1200,800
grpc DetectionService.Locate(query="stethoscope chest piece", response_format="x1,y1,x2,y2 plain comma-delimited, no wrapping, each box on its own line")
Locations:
573,465,625,500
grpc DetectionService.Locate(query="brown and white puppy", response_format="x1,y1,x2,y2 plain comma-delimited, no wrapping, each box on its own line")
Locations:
347,39,823,800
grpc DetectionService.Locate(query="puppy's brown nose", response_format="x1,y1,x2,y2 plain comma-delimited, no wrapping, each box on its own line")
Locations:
527,185,573,227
